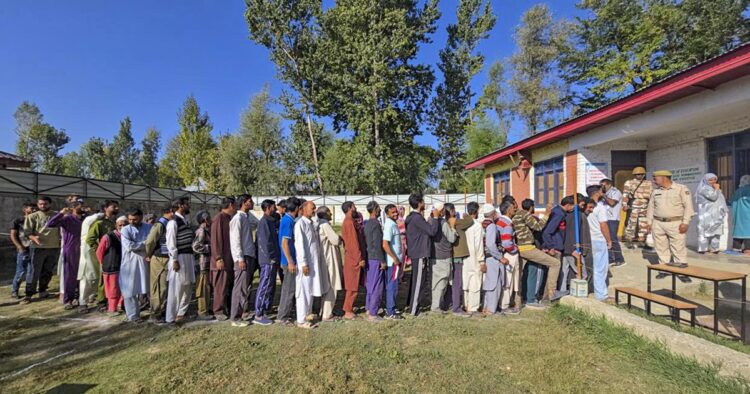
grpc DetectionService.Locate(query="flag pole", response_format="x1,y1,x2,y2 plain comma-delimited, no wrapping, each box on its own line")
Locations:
573,193,581,279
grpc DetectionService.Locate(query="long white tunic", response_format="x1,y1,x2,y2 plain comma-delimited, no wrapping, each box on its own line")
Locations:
294,216,322,297
119,222,152,297
463,219,485,292
166,213,196,284
319,220,343,293
77,213,104,281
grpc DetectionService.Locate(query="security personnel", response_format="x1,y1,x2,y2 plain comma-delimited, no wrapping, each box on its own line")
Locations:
622,166,653,247
646,170,695,267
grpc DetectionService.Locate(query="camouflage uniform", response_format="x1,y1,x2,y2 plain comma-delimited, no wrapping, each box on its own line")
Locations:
622,178,653,242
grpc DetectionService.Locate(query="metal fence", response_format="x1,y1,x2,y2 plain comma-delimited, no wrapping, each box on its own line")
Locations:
0,168,485,224
0,168,222,205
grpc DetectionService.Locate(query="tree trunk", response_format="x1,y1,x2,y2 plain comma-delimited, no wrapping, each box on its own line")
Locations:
304,108,325,196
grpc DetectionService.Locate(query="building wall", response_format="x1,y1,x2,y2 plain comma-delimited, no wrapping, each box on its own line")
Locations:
484,159,514,204
575,140,648,192
647,112,750,248
565,150,578,196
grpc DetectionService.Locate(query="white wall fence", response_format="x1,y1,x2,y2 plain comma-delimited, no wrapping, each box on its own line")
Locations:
250,194,486,225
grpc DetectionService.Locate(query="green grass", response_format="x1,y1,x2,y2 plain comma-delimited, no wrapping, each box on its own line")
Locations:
2,280,749,393
550,305,749,392
612,304,750,355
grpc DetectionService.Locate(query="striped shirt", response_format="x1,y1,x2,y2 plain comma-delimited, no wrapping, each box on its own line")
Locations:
496,215,518,254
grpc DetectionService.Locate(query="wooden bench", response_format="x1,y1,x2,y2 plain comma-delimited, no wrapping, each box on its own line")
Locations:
615,287,697,327
647,264,747,340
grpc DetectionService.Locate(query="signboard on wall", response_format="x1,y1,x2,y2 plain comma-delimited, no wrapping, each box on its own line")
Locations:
585,162,609,185
670,166,701,184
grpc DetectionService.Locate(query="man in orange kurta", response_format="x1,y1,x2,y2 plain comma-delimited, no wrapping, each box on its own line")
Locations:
340,201,365,319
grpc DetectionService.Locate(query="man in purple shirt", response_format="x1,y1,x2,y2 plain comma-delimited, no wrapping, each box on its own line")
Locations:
47,197,85,309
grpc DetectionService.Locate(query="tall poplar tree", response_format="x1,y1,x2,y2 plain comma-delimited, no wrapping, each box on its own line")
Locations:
164,95,217,190
109,116,139,182
137,127,161,186
246,0,327,195
510,4,569,135
431,0,496,192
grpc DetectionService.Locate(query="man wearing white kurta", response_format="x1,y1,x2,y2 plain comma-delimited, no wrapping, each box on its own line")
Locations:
78,212,104,311
165,198,196,326
317,207,343,321
294,201,321,329
120,210,152,322
463,202,485,315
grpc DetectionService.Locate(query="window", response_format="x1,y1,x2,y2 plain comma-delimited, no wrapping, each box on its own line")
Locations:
493,171,510,206
708,129,750,201
534,156,564,207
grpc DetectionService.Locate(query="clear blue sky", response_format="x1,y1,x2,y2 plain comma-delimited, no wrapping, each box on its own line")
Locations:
0,0,582,156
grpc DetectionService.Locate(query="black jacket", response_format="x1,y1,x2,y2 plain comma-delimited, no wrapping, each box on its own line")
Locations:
405,211,439,260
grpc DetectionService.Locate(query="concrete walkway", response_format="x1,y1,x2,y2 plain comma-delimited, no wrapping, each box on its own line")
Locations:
607,246,749,340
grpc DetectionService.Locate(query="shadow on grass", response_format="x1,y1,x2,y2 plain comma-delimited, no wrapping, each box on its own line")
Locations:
0,316,164,384
45,383,96,393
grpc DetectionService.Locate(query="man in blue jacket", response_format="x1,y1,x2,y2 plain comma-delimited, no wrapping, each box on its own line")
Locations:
254,199,280,325
541,195,576,256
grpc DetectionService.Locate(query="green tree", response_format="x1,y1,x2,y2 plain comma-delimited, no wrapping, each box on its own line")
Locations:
137,127,160,186
319,138,372,195
320,137,438,195
464,113,505,192
109,116,139,182
561,1,676,112
283,111,334,195
158,139,182,189
315,0,440,193
431,0,496,192
61,151,87,177
79,137,111,180
246,0,327,195
510,4,569,135
217,88,287,195
169,95,217,190
563,0,749,112
13,101,43,160
13,101,70,173
666,0,750,68
477,60,511,135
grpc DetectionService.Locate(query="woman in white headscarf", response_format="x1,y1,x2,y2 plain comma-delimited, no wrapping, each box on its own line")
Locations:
695,173,727,253
731,174,750,255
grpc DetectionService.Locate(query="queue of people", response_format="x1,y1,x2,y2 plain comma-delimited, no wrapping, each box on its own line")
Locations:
7,168,750,328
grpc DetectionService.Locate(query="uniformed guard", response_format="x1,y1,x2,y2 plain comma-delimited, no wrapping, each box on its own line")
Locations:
622,166,653,248
646,170,695,268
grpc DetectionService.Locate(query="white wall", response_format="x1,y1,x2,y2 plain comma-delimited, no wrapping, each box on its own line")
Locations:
567,76,750,249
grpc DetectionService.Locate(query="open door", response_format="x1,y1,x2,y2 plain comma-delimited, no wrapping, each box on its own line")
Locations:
611,151,647,237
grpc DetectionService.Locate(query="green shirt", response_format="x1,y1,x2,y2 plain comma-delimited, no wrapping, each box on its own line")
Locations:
87,217,116,249
24,210,61,249
145,221,166,258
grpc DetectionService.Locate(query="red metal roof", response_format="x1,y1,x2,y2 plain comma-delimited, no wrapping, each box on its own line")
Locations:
465,43,750,169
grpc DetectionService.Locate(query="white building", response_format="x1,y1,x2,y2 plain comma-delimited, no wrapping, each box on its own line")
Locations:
466,43,750,249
